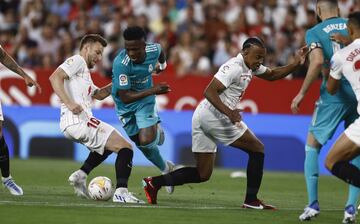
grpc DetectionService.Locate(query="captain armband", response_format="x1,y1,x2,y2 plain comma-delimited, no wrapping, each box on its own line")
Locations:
309,42,322,51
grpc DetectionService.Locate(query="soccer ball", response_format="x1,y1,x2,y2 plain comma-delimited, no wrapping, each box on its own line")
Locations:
88,176,113,201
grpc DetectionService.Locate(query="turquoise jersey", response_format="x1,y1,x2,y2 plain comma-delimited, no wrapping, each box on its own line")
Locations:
111,43,161,117
305,17,356,103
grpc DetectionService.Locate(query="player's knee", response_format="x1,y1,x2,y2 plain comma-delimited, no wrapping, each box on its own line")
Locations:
113,141,133,153
325,155,335,171
197,168,212,182
138,136,155,146
254,141,264,153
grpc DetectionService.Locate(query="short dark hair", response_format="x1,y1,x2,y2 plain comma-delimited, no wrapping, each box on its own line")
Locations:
316,0,337,6
348,11,360,28
123,26,146,41
79,34,107,50
242,37,265,50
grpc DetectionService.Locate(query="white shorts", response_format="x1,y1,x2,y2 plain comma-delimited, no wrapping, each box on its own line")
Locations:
62,117,116,155
345,117,360,146
192,103,248,153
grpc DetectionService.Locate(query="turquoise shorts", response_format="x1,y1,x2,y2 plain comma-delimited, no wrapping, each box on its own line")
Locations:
309,100,358,145
119,103,160,137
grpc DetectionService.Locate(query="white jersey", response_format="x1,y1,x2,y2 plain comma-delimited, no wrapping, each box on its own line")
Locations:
330,38,360,114
201,53,267,110
59,54,98,131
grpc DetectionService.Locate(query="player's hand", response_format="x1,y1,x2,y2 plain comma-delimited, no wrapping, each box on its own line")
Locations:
153,82,171,95
67,102,83,115
24,75,42,93
294,45,309,65
228,108,242,124
291,92,305,114
154,64,164,74
330,33,350,45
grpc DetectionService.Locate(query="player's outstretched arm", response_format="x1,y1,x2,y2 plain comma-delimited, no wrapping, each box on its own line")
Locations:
291,48,323,113
93,83,112,100
117,82,170,104
204,78,241,124
0,46,41,92
49,68,83,114
258,46,309,82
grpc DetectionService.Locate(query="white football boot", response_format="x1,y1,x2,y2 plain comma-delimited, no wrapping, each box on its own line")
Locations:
2,176,23,196
112,187,145,203
68,169,89,198
299,201,320,221
161,160,175,194
343,205,356,224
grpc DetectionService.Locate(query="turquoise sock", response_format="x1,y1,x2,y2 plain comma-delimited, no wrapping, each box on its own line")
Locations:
346,155,360,207
138,140,166,171
305,145,319,205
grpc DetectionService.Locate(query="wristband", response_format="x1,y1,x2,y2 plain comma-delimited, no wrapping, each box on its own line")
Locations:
159,61,167,70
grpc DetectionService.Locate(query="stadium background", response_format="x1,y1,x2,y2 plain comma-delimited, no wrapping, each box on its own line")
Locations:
0,0,357,174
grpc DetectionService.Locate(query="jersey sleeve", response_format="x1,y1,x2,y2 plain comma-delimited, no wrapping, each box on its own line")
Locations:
254,65,268,76
305,29,322,50
155,43,162,60
214,63,240,88
112,62,131,90
59,55,85,78
329,52,343,80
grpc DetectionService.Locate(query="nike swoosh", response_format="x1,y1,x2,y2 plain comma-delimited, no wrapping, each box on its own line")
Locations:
244,204,264,209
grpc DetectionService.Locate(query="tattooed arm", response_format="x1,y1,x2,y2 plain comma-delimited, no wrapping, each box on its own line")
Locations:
0,46,41,92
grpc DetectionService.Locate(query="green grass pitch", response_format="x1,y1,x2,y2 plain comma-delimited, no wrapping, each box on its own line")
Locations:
0,158,352,224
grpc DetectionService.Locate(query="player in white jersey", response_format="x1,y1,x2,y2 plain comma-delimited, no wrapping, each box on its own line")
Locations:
0,45,40,196
326,11,360,194
142,37,308,206
49,34,143,203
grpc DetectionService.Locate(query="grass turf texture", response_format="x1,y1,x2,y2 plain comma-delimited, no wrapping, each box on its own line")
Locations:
0,158,351,224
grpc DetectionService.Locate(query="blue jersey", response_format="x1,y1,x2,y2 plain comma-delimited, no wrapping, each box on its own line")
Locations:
112,43,161,116
305,17,356,103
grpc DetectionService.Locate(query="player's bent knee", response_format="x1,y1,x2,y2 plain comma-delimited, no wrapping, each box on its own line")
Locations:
253,141,264,153
200,175,211,182
325,155,335,171
197,168,212,182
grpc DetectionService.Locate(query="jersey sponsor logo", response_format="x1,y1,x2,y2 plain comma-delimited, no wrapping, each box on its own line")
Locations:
148,64,153,73
119,74,128,86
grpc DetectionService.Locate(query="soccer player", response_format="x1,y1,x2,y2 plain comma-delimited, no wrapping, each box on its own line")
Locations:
68,26,175,195
78,26,175,193
142,37,308,207
49,34,143,203
290,0,360,221
0,45,40,195
326,11,360,223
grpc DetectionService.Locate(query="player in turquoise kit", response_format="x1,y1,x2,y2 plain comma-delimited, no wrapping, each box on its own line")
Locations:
291,0,360,222
111,26,174,193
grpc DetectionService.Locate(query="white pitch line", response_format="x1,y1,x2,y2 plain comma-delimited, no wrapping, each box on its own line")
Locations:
0,200,345,211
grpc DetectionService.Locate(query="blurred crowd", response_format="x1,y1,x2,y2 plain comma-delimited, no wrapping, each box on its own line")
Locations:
0,0,359,79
